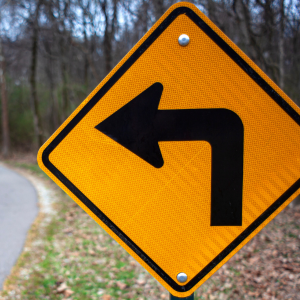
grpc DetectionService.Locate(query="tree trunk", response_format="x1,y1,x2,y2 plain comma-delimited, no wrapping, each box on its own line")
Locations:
101,0,118,75
45,42,59,131
0,35,9,157
103,30,112,75
60,47,69,120
83,17,89,92
30,1,43,148
30,24,43,148
152,0,165,21
278,0,285,89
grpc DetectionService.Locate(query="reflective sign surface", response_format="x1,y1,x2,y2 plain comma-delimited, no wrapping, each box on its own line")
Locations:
38,2,300,297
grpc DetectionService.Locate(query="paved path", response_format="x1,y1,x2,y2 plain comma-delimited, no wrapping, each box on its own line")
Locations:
0,165,38,289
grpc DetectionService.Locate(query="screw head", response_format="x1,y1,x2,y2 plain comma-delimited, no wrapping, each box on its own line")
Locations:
177,272,188,283
178,34,190,46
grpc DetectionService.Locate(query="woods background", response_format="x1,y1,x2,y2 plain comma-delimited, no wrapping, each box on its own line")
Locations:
0,0,299,155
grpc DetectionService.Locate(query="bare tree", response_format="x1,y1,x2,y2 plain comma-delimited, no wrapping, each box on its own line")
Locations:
29,0,43,148
0,13,9,157
278,0,285,89
99,0,119,74
1,0,300,152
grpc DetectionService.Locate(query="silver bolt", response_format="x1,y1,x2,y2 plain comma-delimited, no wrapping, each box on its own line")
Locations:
177,272,188,283
178,34,190,46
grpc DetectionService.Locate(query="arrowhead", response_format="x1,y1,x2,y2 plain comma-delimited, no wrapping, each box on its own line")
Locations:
95,82,164,168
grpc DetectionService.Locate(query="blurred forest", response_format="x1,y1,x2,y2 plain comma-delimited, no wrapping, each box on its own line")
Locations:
0,0,299,155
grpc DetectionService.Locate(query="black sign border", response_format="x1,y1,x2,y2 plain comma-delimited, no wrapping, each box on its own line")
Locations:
42,5,300,293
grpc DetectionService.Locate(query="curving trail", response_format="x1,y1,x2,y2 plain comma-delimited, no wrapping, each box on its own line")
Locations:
0,165,38,289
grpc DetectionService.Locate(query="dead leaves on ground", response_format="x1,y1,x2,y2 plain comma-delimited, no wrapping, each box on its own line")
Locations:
196,206,300,300
56,281,74,299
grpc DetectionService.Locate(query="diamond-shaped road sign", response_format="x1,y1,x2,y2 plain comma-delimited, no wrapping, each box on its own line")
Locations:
38,2,300,297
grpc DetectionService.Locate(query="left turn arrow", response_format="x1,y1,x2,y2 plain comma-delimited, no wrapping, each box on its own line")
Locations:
96,82,244,226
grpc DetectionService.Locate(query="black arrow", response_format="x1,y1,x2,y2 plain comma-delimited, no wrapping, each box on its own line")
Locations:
96,82,244,226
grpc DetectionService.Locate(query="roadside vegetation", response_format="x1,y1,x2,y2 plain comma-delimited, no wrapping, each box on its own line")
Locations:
1,0,300,155
0,161,299,300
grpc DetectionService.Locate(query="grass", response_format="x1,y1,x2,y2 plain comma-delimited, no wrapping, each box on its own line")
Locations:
6,161,49,179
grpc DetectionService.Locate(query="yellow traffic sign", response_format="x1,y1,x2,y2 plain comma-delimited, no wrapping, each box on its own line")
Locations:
38,2,300,297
